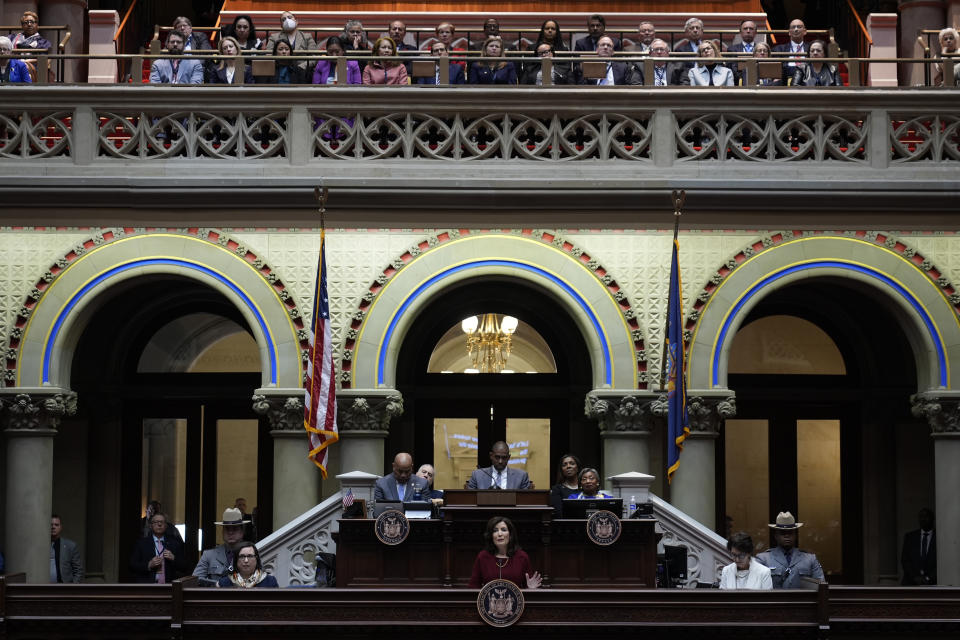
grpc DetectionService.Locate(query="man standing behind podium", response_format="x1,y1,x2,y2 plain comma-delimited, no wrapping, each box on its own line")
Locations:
374,452,429,502
466,441,533,490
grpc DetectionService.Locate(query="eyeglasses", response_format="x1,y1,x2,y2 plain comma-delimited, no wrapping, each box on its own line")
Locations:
650,48,669,54
731,552,749,560
537,49,552,56
238,554,257,560
22,19,37,24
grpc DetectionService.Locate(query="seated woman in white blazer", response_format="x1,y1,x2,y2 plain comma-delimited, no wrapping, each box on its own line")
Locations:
688,40,734,86
719,531,773,590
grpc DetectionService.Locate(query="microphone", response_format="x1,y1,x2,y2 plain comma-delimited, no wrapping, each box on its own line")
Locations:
475,464,501,489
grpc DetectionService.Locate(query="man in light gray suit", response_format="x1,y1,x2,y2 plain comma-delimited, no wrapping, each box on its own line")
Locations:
466,441,533,490
756,511,825,589
192,507,248,584
50,515,83,583
149,30,204,84
374,452,428,502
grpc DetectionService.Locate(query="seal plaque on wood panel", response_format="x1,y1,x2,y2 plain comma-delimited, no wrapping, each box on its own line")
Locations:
586,509,622,546
374,509,410,545
477,579,525,627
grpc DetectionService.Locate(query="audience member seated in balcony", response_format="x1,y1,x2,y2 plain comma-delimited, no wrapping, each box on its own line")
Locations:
342,19,372,53
566,468,614,499
415,41,466,85
472,18,503,51
431,22,467,71
549,453,582,514
580,36,640,85
575,14,620,53
520,41,574,85
9,11,50,52
792,40,840,86
363,37,408,85
388,20,417,73
469,36,517,85
674,17,704,54
773,18,810,83
266,11,317,72
226,14,262,52
625,21,657,53
173,16,212,51
206,36,253,84
533,19,568,53
468,516,542,589
263,39,309,84
313,36,361,85
751,42,782,86
649,39,690,86
934,27,958,86
149,30,204,84
719,532,773,590
0,36,32,83
689,40,733,86
728,19,759,81
217,542,278,588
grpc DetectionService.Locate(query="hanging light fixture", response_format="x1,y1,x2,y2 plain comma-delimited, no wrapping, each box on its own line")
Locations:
460,313,517,373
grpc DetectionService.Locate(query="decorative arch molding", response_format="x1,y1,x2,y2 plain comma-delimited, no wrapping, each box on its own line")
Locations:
687,231,960,392
343,230,645,391
8,228,307,390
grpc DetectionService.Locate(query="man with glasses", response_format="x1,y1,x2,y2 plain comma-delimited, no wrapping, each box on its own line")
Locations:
10,11,51,52
626,21,657,53
520,42,573,85
130,512,186,583
414,41,465,85
648,39,689,85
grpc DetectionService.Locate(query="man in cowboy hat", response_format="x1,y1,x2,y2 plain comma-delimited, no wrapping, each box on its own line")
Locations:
756,511,825,589
192,507,250,584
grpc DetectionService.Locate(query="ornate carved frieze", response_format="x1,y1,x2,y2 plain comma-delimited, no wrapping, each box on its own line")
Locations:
585,393,662,434
252,394,304,432
1,391,77,432
337,394,404,432
687,395,737,436
911,394,960,434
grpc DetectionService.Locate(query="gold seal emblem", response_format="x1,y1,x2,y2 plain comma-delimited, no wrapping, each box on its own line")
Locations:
477,579,525,627
374,509,410,545
586,509,622,546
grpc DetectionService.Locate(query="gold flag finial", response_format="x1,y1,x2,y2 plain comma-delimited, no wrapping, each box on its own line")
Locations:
314,187,329,229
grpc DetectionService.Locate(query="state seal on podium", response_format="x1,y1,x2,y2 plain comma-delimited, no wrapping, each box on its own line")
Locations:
477,579,525,627
586,509,622,546
374,509,410,545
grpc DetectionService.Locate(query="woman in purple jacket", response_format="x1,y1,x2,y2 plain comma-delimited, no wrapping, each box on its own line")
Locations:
313,36,361,85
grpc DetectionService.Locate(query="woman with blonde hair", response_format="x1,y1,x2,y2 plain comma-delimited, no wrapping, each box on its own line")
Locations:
688,39,733,86
468,36,517,84
362,37,408,85
934,27,958,86
206,36,253,84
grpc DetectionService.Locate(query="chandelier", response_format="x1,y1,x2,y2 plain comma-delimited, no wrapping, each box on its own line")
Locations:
460,314,518,373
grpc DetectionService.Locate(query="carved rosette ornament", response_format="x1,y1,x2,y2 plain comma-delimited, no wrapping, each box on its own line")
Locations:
911,394,960,435
1,391,78,432
686,395,737,437
338,394,404,433
584,394,661,434
252,394,305,432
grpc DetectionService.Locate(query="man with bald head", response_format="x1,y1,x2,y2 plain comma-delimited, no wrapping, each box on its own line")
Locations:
374,452,429,502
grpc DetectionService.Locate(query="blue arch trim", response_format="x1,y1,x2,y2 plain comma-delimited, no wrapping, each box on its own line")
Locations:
42,258,278,385
377,259,613,386
712,260,948,388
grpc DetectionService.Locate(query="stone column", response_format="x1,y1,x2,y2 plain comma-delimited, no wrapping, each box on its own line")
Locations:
336,391,404,476
87,10,119,83
2,390,76,582
911,393,960,586
252,393,319,530
867,14,900,87
585,391,663,478
39,0,84,81
669,394,736,532
898,0,946,86
948,1,960,28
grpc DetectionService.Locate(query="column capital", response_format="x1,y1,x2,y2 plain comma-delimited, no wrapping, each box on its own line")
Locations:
687,394,737,437
1,390,77,433
252,393,304,432
337,391,404,433
911,392,960,436
584,391,664,434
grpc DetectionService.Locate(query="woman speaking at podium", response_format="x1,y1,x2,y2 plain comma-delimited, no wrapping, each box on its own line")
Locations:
468,517,542,589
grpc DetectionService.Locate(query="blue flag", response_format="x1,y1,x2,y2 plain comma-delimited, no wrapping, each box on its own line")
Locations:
666,237,689,483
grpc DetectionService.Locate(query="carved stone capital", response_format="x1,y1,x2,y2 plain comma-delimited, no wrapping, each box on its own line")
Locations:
687,395,737,436
584,393,662,434
1,391,78,432
911,393,960,435
252,394,304,432
337,394,404,432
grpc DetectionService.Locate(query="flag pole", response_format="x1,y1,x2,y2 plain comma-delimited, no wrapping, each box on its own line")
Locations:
660,189,685,391
314,186,328,231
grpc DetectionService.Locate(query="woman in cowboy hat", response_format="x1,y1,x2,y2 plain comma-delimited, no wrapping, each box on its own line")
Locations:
755,511,825,589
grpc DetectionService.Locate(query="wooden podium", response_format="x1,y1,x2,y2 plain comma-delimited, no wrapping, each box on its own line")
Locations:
336,490,657,588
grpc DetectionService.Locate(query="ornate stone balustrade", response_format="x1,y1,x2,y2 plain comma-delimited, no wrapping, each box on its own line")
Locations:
0,86,957,224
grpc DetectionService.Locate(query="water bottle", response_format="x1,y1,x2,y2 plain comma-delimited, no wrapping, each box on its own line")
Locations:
628,495,637,518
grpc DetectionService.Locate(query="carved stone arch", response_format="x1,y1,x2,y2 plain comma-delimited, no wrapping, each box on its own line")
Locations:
342,229,646,391
686,231,960,392
10,228,307,390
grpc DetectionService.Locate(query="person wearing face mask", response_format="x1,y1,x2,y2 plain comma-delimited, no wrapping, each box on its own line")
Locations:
267,11,318,71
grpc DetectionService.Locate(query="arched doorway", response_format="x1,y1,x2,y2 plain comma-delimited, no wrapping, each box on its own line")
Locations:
392,278,594,487
722,279,919,584
66,275,270,582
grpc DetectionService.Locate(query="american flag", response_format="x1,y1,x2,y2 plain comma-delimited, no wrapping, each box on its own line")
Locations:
342,488,354,509
304,228,339,477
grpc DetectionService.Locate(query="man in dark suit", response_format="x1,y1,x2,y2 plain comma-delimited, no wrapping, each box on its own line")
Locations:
574,14,620,53
648,39,690,85
772,18,809,84
902,508,936,585
374,452,429,502
130,512,187,583
729,19,759,83
579,36,640,86
389,20,418,74
50,515,83,583
466,441,533,490
415,41,466,84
